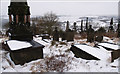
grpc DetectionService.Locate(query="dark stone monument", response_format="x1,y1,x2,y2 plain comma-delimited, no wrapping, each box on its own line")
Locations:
4,0,45,65
66,21,70,32
73,22,77,32
53,27,59,41
117,23,120,38
65,21,74,41
85,17,88,32
8,1,33,41
66,29,74,41
117,3,120,37
59,30,66,41
80,20,83,33
117,11,120,37
108,18,114,32
70,44,100,60
95,27,106,42
87,25,95,42
111,50,120,62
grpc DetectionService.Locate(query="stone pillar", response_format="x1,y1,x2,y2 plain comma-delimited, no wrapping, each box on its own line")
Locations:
9,15,12,23
108,18,114,32
86,17,88,31
87,25,95,42
16,15,18,23
24,15,26,23
81,20,83,32
73,22,77,32
27,15,30,23
53,27,59,41
66,21,69,32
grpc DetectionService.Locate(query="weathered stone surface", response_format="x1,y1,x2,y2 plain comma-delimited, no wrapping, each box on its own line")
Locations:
66,29,74,41
5,0,45,65
53,27,59,41
8,40,44,65
70,45,100,60
111,50,120,62
87,25,95,42
8,0,33,41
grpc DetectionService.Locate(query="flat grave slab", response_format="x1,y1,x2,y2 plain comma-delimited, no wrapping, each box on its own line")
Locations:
5,40,45,65
70,44,110,61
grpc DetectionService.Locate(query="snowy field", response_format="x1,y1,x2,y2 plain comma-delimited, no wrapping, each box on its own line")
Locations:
0,36,119,72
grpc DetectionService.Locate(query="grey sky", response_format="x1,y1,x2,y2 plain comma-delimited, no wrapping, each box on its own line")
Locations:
1,0,119,16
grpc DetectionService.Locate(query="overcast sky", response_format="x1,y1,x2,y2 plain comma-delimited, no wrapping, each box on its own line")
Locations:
0,0,119,16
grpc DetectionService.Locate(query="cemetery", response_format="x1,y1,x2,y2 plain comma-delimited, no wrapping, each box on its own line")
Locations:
0,0,120,72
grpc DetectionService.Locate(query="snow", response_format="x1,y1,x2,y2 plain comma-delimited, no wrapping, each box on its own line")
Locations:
98,43,120,50
1,37,119,72
74,44,110,61
33,37,49,46
7,40,32,51
110,59,119,67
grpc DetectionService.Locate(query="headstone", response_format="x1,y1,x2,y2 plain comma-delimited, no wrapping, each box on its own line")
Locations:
66,29,74,41
118,2,120,38
66,21,69,31
59,30,66,40
108,18,114,33
80,20,83,33
95,27,106,42
87,25,95,42
85,17,88,32
73,22,77,32
53,27,59,41
117,24,120,37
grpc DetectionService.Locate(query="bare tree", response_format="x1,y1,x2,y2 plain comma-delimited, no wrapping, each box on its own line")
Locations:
31,12,59,35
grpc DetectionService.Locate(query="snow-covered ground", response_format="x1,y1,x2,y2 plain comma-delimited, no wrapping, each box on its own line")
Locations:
0,36,119,72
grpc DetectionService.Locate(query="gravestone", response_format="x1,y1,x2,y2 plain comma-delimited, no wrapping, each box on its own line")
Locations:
73,22,77,32
95,27,106,42
53,27,59,41
87,25,95,42
117,23,120,37
66,29,74,41
85,17,88,32
65,21,74,41
108,18,114,33
4,0,45,65
80,20,83,33
66,21,69,32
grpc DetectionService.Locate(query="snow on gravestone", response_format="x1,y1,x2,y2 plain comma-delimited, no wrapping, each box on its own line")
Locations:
98,43,120,62
6,40,44,65
7,40,32,51
98,43,119,50
70,44,110,61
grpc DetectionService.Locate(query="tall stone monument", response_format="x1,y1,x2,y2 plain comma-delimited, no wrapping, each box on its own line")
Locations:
73,22,77,32
117,20,120,37
85,17,88,32
66,21,70,32
8,0,33,41
108,18,114,32
53,27,59,41
81,20,83,33
65,21,74,41
87,25,95,42
4,0,45,65
117,2,120,38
